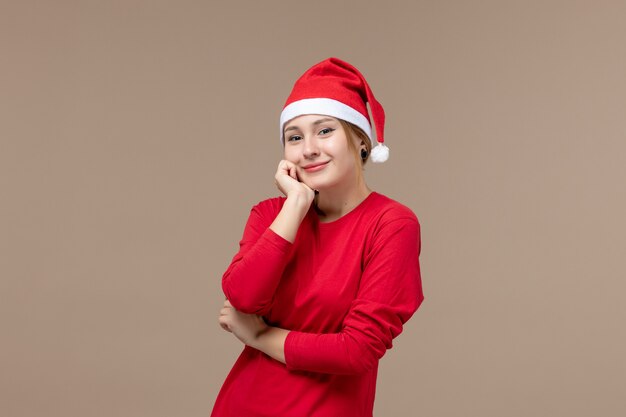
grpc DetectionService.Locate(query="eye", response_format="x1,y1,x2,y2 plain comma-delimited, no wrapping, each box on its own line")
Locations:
287,135,302,142
319,128,335,135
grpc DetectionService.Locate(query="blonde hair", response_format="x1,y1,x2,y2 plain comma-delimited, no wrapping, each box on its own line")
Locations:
339,119,372,180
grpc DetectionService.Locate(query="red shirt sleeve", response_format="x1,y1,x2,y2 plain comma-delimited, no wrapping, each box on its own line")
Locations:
284,215,424,375
222,199,293,315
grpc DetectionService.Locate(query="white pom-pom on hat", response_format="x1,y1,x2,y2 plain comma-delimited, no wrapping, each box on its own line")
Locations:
370,142,389,163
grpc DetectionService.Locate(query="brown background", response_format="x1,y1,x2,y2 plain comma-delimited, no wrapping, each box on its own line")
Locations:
2,1,625,416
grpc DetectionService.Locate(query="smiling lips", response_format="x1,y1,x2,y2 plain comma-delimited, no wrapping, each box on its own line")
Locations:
303,161,330,172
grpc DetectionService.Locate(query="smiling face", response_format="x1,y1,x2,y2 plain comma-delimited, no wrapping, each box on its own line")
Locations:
283,114,362,192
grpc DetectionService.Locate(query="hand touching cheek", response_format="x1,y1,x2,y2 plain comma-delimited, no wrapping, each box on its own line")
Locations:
274,159,315,204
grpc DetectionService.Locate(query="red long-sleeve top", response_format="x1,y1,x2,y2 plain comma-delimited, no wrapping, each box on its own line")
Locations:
211,191,424,417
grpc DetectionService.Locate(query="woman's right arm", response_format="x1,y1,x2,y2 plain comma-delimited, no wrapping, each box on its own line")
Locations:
268,193,310,243
269,159,315,243
222,160,314,315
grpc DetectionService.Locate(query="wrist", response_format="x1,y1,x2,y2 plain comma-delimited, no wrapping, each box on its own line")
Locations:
250,326,269,351
269,194,310,243
285,191,312,209
250,326,289,364
282,195,311,223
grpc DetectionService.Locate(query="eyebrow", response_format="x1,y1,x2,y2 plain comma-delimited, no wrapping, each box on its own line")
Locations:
284,118,337,133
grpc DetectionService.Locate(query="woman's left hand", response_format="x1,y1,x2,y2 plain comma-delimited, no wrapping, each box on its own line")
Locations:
219,299,268,346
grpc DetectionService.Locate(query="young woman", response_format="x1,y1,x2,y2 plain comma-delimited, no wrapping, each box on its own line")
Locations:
212,57,424,417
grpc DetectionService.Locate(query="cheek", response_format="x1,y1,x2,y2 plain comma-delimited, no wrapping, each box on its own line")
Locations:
323,137,348,156
329,142,354,164
283,147,298,162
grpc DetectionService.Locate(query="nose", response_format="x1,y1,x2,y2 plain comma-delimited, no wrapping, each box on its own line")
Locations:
302,137,320,159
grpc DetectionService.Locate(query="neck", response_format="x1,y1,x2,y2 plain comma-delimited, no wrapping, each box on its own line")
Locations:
314,178,372,223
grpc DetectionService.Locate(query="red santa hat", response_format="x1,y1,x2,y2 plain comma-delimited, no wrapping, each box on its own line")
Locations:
279,57,389,163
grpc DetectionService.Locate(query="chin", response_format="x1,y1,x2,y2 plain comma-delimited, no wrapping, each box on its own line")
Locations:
305,179,338,192
305,182,322,191
302,172,341,192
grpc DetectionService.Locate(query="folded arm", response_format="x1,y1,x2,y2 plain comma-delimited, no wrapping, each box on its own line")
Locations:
229,216,424,375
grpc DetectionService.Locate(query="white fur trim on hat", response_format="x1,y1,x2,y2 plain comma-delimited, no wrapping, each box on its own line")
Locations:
280,98,372,144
